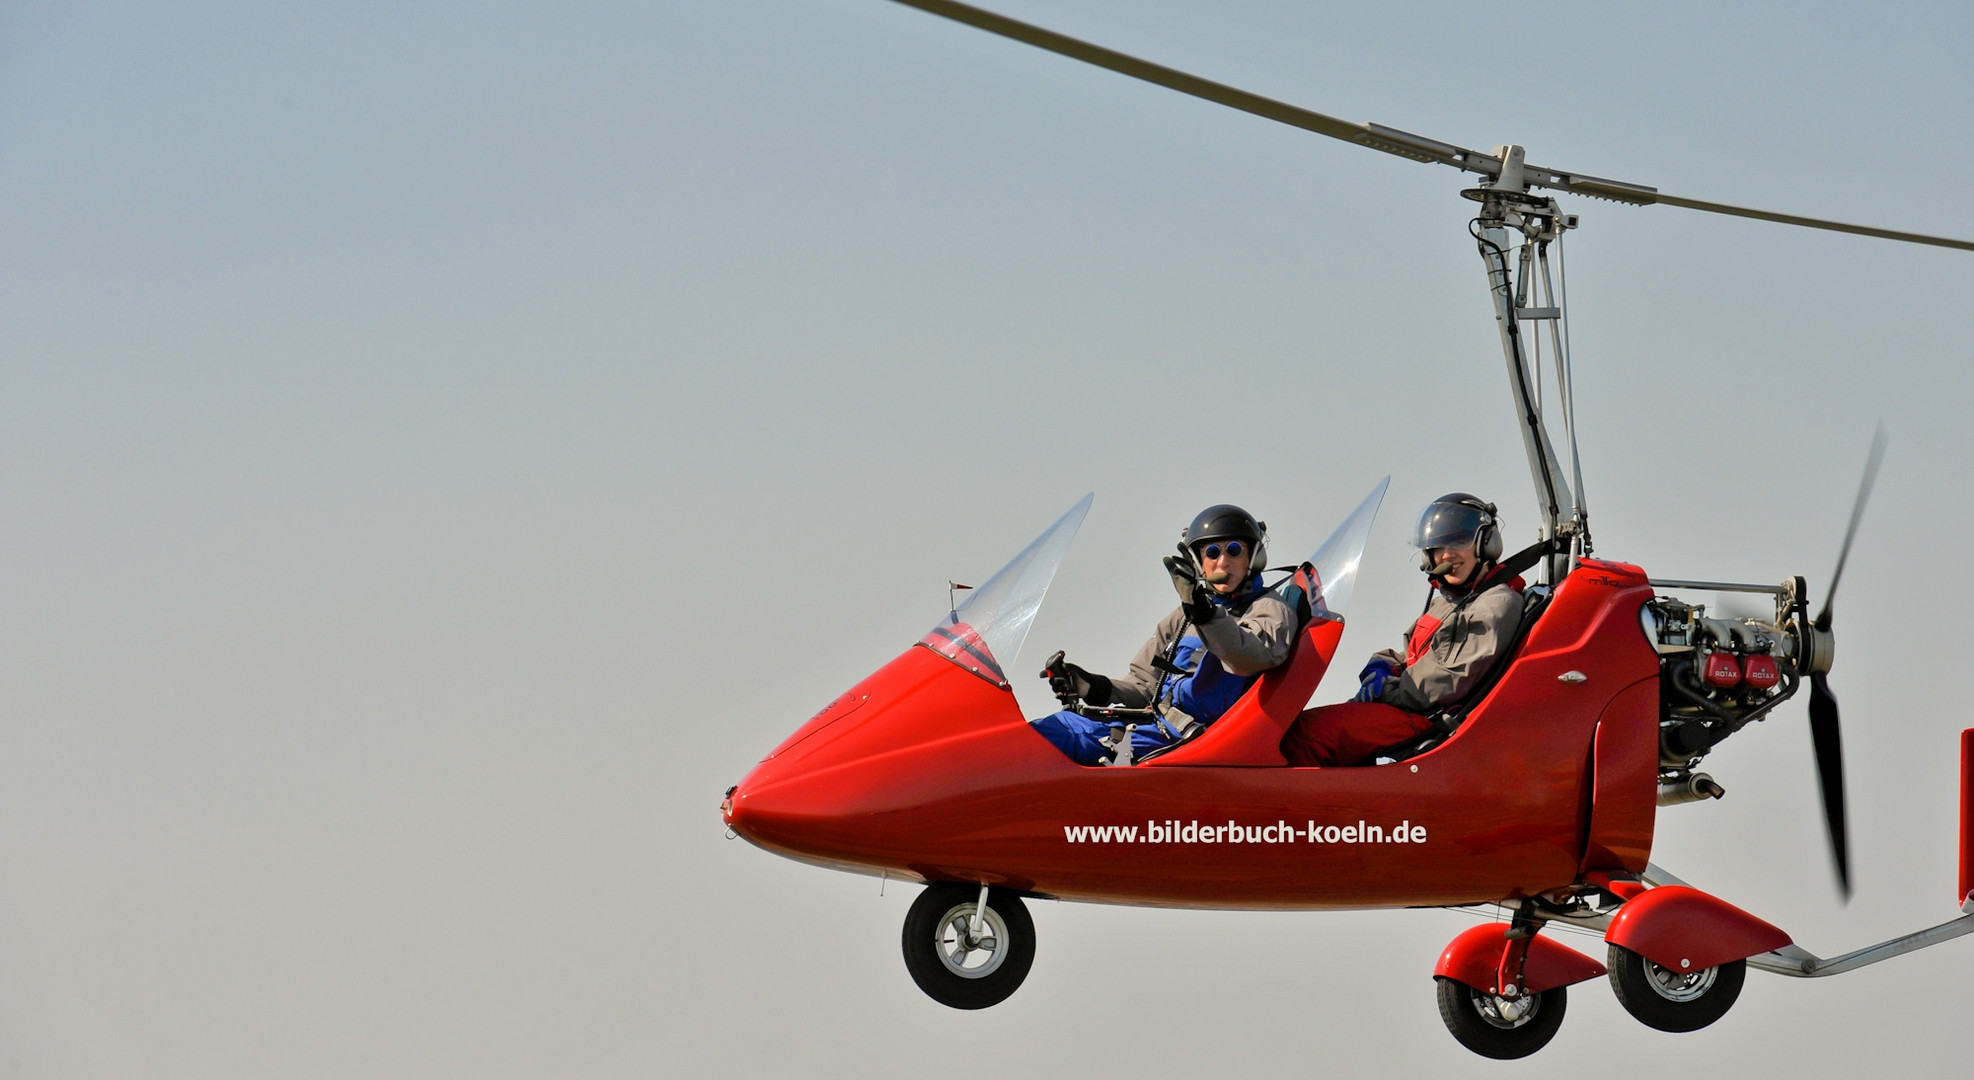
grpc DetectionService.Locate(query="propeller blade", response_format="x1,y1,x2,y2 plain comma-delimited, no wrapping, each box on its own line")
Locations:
1806,673,1851,898
884,1,1974,252
1816,424,1887,631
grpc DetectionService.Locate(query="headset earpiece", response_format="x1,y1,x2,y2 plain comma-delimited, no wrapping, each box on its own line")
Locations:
1467,499,1503,563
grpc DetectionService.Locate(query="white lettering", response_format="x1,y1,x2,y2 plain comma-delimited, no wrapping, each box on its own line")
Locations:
1063,818,1430,845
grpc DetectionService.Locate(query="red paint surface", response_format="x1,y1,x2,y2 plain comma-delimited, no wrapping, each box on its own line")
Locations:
1604,885,1791,970
1145,618,1344,767
1961,729,1973,907
1743,654,1780,690
1580,679,1660,875
1594,877,1648,902
1702,650,1742,688
726,559,1660,909
1435,923,1608,994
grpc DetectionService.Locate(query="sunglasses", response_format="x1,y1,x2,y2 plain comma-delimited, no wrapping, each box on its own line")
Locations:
1199,541,1246,561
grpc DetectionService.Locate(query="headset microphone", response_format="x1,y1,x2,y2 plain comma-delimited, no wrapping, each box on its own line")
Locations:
1204,570,1232,585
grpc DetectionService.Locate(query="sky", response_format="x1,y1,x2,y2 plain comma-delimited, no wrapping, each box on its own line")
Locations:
2,1,1971,1076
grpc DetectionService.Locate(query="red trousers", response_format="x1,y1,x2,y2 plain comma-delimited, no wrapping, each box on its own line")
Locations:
1280,702,1432,767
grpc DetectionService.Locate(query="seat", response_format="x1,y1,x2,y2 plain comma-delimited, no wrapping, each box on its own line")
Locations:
1373,584,1554,764
1132,563,1319,765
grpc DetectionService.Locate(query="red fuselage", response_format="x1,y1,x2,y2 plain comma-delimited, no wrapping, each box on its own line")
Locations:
726,559,1661,909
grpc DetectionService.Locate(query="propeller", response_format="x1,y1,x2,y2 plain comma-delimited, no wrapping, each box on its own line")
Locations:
884,0,1974,252
1804,424,1886,899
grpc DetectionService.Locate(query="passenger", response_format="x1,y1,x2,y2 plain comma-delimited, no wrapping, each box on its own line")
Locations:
1280,493,1524,767
1032,504,1298,765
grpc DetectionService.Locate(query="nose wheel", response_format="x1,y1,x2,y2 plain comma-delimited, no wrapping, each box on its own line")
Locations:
901,883,1036,1009
1434,976,1568,1059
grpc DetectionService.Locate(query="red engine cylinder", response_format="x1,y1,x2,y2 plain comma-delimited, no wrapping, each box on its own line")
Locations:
1742,654,1781,690
1702,650,1743,688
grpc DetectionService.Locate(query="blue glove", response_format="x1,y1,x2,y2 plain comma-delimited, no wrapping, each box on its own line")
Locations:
1354,659,1397,703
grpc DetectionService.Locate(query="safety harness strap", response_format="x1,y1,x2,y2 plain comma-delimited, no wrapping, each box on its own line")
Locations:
1479,536,1567,593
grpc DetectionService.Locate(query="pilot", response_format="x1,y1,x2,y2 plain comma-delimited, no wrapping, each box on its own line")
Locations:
1031,504,1298,765
1279,493,1525,767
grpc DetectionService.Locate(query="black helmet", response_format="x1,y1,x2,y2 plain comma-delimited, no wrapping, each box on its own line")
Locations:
1182,503,1268,570
1412,493,1502,563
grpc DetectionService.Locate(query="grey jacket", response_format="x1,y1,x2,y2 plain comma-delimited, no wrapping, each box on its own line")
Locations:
1371,579,1524,715
1104,586,1299,733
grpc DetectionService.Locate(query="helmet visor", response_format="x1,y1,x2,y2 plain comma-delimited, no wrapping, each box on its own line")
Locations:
1413,500,1485,552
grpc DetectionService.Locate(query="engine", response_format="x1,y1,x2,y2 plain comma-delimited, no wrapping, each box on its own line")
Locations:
1639,576,1831,781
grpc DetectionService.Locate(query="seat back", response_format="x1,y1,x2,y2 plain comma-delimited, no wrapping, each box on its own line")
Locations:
1375,584,1553,763
1141,564,1348,767
1134,564,1318,765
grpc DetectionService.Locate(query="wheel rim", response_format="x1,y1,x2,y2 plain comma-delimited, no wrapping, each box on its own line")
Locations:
932,903,1009,980
1468,987,1541,1029
1642,958,1718,1002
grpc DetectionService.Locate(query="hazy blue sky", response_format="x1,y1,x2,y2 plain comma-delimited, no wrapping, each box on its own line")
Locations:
3,1,1971,1076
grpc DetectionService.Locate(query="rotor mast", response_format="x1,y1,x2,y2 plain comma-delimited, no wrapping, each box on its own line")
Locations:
1468,146,1589,583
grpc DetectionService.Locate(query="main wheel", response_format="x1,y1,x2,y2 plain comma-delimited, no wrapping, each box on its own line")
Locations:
1606,944,1745,1032
900,884,1035,1009
1434,976,1567,1059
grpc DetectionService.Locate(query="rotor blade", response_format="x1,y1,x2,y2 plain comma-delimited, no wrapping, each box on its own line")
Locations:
884,1,1974,253
1594,188,1974,253
1816,423,1888,631
884,0,1499,176
1807,673,1852,899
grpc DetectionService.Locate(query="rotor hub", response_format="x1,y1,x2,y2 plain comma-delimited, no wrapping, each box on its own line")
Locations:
1460,187,1551,210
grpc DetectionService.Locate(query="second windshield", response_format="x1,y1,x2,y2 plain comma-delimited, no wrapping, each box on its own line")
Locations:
1292,477,1388,623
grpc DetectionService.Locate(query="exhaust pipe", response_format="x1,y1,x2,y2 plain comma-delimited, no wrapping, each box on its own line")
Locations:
1658,772,1726,807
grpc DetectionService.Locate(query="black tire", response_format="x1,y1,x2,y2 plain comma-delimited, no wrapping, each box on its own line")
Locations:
1606,944,1745,1032
1434,976,1567,1059
900,884,1035,1009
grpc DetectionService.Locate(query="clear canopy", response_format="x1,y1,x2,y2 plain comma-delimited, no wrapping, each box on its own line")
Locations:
920,493,1093,687
1293,477,1389,623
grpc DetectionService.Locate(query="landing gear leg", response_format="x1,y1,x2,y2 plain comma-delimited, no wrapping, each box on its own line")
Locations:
900,883,1036,1009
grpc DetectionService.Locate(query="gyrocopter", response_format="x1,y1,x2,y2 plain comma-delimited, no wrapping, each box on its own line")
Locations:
721,0,1974,1059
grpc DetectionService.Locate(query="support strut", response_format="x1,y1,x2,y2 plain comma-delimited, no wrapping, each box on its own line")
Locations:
1465,149,1589,581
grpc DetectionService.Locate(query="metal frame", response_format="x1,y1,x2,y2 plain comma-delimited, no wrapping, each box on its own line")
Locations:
1746,906,1974,978
1648,579,1789,596
1468,155,1588,585
1514,865,1974,980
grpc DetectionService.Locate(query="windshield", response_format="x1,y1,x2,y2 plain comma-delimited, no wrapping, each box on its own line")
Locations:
920,493,1094,687
1290,477,1388,622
